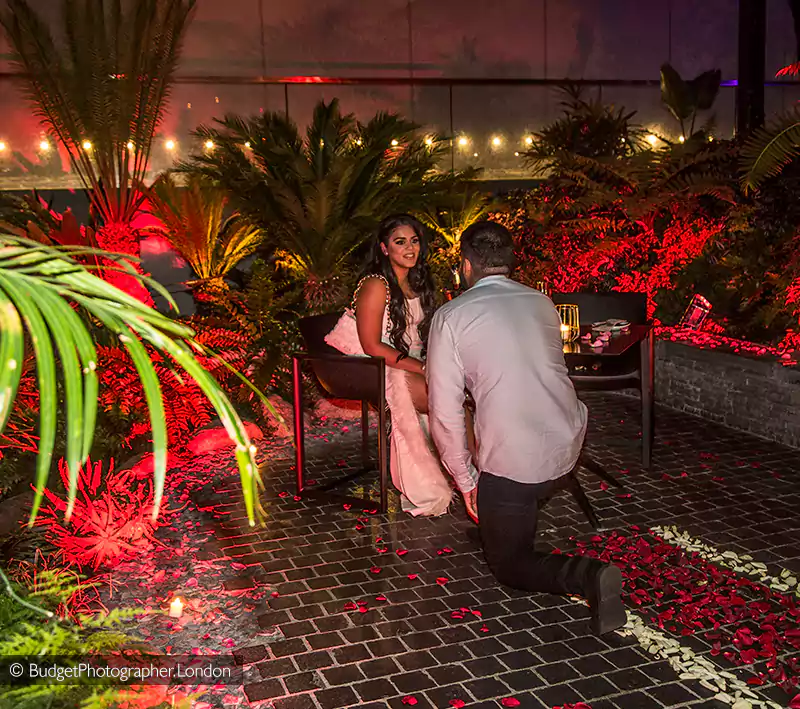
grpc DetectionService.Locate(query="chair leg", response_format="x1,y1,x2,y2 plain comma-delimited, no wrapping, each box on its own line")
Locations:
361,400,369,469
640,331,655,469
378,399,388,514
566,469,600,530
292,355,306,496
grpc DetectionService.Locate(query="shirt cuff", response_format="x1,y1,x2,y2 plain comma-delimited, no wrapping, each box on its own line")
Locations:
457,462,480,494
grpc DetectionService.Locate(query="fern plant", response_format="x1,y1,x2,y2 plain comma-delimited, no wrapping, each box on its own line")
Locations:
740,106,800,192
0,565,193,709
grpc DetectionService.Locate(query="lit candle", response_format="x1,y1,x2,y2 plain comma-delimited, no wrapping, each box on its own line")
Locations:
169,597,183,618
560,323,571,342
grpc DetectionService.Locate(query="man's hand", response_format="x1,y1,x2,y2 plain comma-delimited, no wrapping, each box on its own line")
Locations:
463,487,478,524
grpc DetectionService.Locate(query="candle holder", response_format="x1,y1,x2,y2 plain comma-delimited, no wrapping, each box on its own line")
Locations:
678,294,712,330
555,303,580,343
534,280,550,296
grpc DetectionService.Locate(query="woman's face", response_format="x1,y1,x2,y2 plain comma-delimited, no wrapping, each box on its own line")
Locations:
381,225,421,271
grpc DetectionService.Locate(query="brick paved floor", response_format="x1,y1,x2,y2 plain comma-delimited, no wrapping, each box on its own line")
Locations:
196,392,800,709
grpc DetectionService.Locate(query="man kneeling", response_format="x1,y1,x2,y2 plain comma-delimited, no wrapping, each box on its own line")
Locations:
426,221,626,636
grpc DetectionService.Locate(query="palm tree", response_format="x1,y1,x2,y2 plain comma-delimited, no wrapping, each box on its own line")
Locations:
177,100,461,312
144,173,266,303
0,234,266,527
1,0,195,301
414,186,496,288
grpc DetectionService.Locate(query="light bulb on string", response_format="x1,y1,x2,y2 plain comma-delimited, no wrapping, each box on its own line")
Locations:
165,139,176,151
39,139,50,152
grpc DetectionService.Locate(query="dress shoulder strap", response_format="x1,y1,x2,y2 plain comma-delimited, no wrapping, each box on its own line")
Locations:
352,274,391,310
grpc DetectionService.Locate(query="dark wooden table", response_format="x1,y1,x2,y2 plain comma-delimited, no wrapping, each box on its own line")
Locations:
561,323,655,530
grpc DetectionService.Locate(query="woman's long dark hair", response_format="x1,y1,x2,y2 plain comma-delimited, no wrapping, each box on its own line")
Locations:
361,214,437,360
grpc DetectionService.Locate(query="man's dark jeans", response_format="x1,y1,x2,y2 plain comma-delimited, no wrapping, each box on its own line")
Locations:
477,471,603,597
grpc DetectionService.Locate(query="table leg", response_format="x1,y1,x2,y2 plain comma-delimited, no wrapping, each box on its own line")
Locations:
640,330,655,469
292,355,306,495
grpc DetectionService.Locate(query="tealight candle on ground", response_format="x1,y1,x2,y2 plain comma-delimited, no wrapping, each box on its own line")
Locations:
169,597,184,618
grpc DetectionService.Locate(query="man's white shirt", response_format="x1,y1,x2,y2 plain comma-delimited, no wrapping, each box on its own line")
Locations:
426,276,588,493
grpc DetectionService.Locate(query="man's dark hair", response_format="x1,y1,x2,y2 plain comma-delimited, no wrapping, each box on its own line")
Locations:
460,221,516,273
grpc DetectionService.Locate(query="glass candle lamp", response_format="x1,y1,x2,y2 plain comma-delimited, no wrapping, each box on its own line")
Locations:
555,304,580,343
678,294,712,330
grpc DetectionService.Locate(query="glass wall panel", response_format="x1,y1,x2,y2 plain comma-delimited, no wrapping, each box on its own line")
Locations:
545,0,668,80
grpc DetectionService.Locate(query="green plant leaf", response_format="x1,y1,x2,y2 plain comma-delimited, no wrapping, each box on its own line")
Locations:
687,69,721,111
0,273,57,523
660,62,693,123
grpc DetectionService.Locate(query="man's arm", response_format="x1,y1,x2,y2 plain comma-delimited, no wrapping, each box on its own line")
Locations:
427,312,478,493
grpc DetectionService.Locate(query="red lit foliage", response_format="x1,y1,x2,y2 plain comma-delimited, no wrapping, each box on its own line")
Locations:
35,458,165,571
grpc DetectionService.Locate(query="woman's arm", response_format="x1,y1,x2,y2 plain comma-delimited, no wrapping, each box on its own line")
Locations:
355,277,425,376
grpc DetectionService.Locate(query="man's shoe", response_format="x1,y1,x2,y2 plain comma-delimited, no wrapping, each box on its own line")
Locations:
588,564,626,636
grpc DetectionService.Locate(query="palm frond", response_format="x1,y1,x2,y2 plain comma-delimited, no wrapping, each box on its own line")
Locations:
1,0,195,223
145,172,265,284
740,106,800,192
0,234,262,526
176,100,462,303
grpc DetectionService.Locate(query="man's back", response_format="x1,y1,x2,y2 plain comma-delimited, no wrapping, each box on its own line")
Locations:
428,275,587,487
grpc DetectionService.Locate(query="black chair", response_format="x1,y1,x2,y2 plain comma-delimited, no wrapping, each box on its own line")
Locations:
292,312,389,512
551,291,654,469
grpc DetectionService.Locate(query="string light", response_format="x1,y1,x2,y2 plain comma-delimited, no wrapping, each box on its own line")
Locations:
244,141,251,148
424,136,433,146
126,141,134,150
708,135,714,142
82,140,92,151
646,134,659,147
39,140,50,152
0,141,6,152
524,135,533,146
473,152,478,157
391,139,399,146
457,136,469,147
491,135,502,148
165,139,176,151
678,136,685,144
514,151,520,157
204,139,214,150
355,138,363,146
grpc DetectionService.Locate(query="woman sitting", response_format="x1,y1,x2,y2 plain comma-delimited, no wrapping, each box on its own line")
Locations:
326,214,455,516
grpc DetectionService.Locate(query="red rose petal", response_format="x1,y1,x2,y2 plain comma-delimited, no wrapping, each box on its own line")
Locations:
500,699,521,707
408,574,418,580
376,595,388,602
397,549,408,556
343,503,352,510
451,611,464,620
278,491,288,498
436,577,449,585
480,624,489,632
449,701,466,708
790,694,800,709
370,566,382,574
401,697,418,706
343,602,358,611
293,495,302,501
